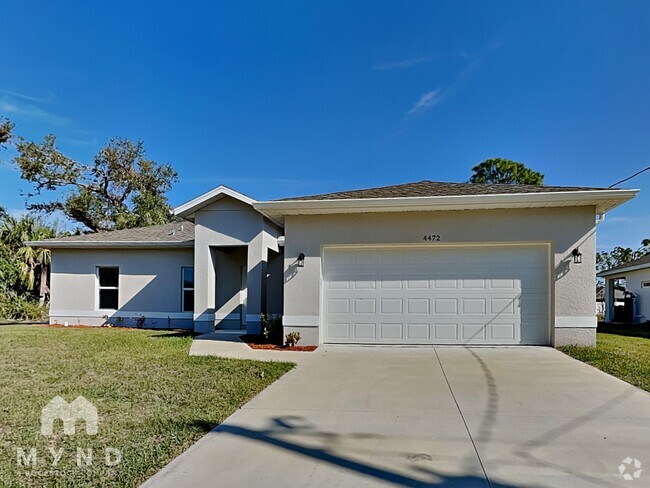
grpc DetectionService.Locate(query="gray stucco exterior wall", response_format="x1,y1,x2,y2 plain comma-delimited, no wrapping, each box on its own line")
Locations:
282,206,597,347
49,248,194,329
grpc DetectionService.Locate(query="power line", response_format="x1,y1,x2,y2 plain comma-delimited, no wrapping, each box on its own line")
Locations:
608,165,650,188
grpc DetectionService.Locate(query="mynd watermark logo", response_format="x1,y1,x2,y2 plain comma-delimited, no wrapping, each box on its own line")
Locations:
41,396,98,436
619,457,642,481
15,396,122,475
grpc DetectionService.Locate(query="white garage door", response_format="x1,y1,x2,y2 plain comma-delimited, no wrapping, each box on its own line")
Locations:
323,246,549,345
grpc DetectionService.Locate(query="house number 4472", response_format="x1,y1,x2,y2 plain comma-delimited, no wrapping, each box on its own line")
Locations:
423,234,441,242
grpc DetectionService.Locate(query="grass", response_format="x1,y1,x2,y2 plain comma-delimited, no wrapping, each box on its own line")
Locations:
0,326,294,487
559,323,650,393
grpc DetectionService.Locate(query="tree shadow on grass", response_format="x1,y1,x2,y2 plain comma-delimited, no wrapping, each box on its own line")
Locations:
597,322,650,339
148,330,198,338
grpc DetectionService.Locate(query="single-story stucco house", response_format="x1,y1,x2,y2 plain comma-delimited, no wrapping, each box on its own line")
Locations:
598,254,650,323
28,180,638,347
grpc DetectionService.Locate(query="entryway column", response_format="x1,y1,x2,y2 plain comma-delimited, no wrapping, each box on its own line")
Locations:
193,245,216,333
245,240,267,335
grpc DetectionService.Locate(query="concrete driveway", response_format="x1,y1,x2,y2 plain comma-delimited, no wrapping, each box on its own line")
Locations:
143,347,650,487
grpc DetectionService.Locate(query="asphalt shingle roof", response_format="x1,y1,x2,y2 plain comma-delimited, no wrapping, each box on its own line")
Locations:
31,180,630,247
276,180,610,201
31,222,194,245
599,254,650,274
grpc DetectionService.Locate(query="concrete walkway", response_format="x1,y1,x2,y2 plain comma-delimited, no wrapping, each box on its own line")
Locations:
189,330,317,363
143,347,650,488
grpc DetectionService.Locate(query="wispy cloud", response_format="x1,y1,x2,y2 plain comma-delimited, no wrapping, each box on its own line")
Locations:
0,89,54,103
397,39,502,121
406,89,442,116
373,56,431,71
61,136,98,146
373,50,473,71
0,91,69,126
403,54,486,119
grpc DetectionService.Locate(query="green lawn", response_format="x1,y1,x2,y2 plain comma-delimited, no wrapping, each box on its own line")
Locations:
559,323,650,393
0,326,293,487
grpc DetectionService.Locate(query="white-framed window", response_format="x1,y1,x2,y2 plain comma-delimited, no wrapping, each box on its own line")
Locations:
181,267,194,312
97,266,119,310
642,281,650,288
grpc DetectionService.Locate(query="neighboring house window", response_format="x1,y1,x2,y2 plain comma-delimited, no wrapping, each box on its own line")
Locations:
643,281,650,288
97,267,119,310
182,267,194,312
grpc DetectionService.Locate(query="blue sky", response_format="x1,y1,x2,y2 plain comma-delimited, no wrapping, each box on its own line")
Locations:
0,1,648,250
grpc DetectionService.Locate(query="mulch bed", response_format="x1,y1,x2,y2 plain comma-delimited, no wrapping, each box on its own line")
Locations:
240,334,318,352
41,324,95,329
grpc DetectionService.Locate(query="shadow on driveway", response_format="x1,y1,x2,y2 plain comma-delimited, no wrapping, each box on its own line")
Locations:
187,415,531,488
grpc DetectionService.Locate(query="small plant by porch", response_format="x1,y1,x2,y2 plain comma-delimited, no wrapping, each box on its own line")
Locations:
240,314,317,352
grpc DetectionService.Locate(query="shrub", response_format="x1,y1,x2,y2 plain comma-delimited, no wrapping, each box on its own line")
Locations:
285,331,301,347
0,291,46,321
261,313,283,344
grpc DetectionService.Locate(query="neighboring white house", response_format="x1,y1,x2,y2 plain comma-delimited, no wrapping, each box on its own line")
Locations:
598,254,650,323
28,180,638,347
596,285,625,316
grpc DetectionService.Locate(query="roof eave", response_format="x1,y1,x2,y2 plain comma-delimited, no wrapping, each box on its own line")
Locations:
254,189,639,222
24,240,195,249
597,262,650,277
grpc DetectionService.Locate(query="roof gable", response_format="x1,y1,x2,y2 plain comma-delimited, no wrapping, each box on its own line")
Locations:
174,185,257,219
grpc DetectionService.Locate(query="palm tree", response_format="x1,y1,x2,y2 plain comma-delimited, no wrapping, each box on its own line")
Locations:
0,214,55,306
17,235,52,306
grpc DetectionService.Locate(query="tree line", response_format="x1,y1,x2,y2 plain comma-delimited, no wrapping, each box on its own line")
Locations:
597,240,650,272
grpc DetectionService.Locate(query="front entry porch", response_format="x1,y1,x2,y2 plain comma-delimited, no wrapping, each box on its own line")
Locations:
213,246,248,330
193,244,284,335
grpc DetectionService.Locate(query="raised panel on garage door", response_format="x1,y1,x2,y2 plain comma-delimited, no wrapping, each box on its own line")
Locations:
322,246,549,345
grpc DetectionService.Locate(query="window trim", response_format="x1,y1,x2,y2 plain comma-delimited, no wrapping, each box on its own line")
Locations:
96,266,120,311
181,266,194,312
642,280,650,289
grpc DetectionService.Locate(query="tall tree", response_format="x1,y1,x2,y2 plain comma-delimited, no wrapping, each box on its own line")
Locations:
469,158,544,185
14,135,178,232
0,117,13,148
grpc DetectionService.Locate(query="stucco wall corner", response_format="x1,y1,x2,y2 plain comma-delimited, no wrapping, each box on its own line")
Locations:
554,327,596,347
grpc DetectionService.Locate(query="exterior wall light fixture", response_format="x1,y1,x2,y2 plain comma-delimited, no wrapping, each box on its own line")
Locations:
297,252,305,267
571,248,582,264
